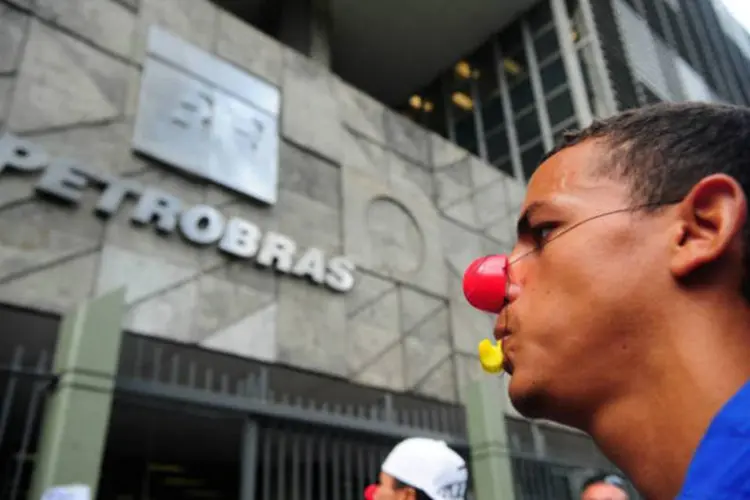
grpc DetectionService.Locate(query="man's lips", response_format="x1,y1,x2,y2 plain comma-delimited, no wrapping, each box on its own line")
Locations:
493,328,514,374
493,326,511,342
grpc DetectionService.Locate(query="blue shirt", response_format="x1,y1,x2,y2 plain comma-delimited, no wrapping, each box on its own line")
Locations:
677,379,750,499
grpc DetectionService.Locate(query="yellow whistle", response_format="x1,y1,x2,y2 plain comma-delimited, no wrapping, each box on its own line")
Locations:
478,339,504,373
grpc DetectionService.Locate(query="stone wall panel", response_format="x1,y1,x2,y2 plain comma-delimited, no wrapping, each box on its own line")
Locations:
414,356,458,403
131,0,217,63
0,15,529,408
384,109,429,166
351,341,405,392
214,9,283,86
343,167,446,297
35,0,135,59
0,4,28,73
404,307,452,390
8,20,131,133
281,50,341,163
276,279,347,377
335,76,387,144
278,141,340,210
0,251,98,313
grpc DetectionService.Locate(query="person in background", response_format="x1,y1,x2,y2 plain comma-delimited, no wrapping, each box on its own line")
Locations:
580,473,630,500
364,437,468,500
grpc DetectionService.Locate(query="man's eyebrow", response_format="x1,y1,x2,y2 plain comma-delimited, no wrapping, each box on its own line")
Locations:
516,201,546,236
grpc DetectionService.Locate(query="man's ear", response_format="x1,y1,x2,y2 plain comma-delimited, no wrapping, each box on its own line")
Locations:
400,487,418,500
670,174,747,278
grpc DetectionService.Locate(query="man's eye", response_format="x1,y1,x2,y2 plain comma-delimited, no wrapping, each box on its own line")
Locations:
530,224,556,247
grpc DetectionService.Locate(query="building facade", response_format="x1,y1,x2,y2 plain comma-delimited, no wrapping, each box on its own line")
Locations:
0,0,747,498
399,0,750,183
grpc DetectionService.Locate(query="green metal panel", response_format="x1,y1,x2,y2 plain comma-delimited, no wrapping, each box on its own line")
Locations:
27,287,126,500
465,378,517,500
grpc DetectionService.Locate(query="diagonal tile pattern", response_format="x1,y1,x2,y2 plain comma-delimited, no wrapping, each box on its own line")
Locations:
0,1,526,404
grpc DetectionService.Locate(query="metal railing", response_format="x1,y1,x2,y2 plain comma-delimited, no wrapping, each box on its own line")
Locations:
0,346,54,500
0,330,640,500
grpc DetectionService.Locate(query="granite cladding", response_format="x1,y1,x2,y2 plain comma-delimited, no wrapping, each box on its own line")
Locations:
0,0,526,405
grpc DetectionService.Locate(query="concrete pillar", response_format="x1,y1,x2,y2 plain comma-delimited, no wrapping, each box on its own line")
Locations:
279,0,333,68
28,288,127,500
465,378,517,500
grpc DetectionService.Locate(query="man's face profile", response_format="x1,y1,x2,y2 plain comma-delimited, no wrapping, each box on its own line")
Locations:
499,138,674,421
373,472,415,500
581,482,629,500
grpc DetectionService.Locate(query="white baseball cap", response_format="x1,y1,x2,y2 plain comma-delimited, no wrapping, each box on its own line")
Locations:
381,437,468,500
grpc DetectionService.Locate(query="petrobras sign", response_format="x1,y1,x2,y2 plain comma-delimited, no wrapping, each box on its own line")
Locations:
0,133,356,293
132,25,281,205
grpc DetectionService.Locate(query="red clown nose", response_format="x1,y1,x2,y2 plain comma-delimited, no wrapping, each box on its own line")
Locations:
462,255,510,313
364,484,378,500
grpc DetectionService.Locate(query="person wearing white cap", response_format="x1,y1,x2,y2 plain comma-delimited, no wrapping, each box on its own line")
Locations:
363,437,469,500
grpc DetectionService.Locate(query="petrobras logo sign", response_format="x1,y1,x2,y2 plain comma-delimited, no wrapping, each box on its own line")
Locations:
0,133,356,293
132,26,281,205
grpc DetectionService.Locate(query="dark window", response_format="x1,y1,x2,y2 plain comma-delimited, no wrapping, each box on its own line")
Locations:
515,110,541,145
637,82,663,105
527,1,553,34
642,0,666,42
472,42,500,99
493,157,516,178
540,56,567,94
534,28,560,61
499,21,524,57
486,129,510,162
455,113,478,155
510,79,535,112
547,89,575,127
663,5,691,64
522,142,546,181
481,93,506,132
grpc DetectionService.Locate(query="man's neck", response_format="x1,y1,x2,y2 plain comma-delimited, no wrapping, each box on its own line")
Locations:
585,317,750,500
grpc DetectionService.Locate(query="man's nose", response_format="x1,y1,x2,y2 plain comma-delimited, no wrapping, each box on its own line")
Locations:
462,254,520,313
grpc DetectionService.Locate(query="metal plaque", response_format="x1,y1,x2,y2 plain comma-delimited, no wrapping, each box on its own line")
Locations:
132,26,280,205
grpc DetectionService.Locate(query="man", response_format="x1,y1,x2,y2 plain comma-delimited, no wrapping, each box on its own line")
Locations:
364,437,468,500
580,474,630,500
478,102,750,499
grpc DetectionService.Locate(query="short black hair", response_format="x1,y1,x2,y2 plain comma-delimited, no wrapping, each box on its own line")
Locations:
581,473,629,496
394,478,432,500
546,102,750,300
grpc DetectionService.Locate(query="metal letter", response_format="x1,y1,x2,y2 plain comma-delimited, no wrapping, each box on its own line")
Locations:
130,188,182,234
0,133,49,173
35,161,88,205
179,204,226,245
218,217,262,258
256,232,296,273
95,178,142,217
291,247,326,284
325,256,356,292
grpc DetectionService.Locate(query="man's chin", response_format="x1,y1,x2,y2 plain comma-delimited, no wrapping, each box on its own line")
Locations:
507,374,551,420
